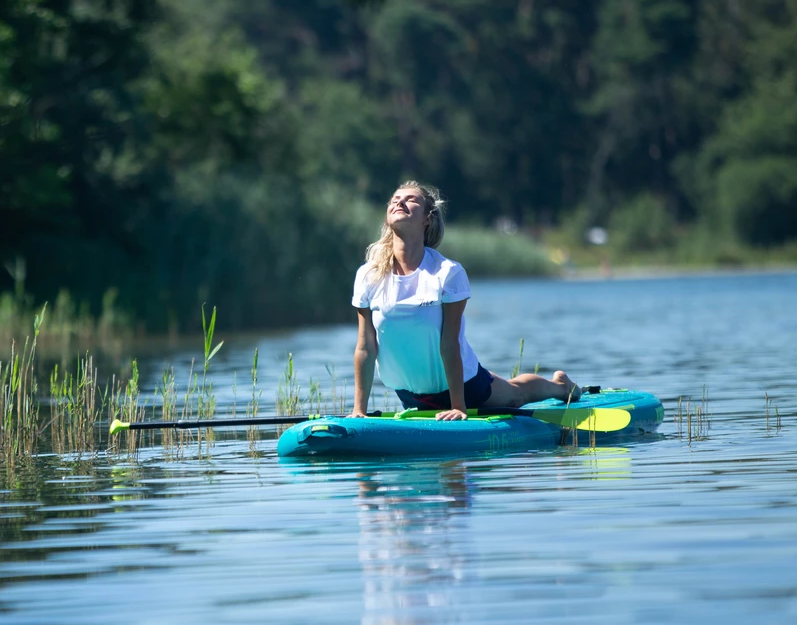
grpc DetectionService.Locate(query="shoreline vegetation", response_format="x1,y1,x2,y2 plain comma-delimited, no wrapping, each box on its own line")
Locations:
1,305,304,474
4,222,796,349
1,303,407,482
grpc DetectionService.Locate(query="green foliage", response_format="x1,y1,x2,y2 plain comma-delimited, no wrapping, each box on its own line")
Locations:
717,156,797,245
609,194,676,253
277,353,301,416
1,304,46,464
439,227,555,277
296,79,398,196
676,0,797,246
2,0,797,335
586,0,699,221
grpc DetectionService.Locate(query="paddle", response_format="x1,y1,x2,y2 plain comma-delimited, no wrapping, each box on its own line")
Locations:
109,405,630,436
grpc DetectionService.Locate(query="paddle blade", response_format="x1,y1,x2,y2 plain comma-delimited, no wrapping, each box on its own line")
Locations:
109,419,130,436
533,407,631,432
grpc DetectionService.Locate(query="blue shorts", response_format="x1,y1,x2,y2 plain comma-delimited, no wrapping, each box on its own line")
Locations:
394,364,494,410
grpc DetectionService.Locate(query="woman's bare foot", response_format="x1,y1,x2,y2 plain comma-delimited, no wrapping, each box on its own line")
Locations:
553,371,582,402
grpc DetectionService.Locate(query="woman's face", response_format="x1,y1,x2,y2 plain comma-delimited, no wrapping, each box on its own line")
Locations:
386,187,428,232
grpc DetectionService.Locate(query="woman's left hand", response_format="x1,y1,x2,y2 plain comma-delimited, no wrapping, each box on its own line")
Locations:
435,409,468,421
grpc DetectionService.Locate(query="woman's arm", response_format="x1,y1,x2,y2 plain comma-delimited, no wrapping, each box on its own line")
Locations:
438,299,468,420
351,308,378,417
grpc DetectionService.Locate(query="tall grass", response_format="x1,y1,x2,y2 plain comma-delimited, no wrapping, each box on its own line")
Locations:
675,386,710,445
765,392,782,433
0,304,223,463
1,305,46,467
199,304,224,419
324,364,348,415
48,354,105,458
274,357,353,417
246,348,262,447
277,353,301,416
510,339,524,379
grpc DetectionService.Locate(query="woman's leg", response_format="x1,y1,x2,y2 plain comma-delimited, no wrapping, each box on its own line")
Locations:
483,370,581,408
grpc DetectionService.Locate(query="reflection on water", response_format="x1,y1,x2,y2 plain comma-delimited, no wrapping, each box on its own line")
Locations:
2,271,797,624
354,450,635,624
357,462,474,624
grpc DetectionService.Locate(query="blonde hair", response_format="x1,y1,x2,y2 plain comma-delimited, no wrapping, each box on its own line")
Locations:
364,181,447,283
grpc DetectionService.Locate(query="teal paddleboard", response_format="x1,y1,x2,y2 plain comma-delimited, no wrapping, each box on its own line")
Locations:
276,387,664,457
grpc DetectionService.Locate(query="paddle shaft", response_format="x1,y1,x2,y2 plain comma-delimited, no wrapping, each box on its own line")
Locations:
121,415,312,431
115,410,465,432
110,405,630,435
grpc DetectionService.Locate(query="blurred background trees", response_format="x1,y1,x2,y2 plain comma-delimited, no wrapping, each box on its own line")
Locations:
2,0,796,333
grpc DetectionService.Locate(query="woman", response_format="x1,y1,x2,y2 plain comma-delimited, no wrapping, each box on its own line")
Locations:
350,181,581,421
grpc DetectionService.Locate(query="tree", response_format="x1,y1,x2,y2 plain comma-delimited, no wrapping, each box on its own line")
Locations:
677,0,797,245
0,0,160,299
585,0,699,222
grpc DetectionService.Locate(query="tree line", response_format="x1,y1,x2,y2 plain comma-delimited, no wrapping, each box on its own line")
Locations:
2,0,796,332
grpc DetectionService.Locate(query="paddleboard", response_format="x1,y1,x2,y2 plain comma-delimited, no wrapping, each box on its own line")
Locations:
276,387,663,457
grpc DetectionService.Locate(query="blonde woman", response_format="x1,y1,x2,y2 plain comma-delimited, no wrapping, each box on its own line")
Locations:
351,181,581,421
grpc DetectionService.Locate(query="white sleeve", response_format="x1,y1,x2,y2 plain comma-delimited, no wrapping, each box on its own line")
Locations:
441,264,471,303
352,265,372,308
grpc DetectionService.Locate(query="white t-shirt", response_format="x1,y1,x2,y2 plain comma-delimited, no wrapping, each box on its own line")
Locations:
352,247,480,394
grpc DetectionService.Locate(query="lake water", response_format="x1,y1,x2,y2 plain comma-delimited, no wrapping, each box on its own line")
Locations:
2,270,797,624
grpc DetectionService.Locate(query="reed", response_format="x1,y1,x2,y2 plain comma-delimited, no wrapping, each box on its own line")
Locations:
564,408,598,449
561,369,589,447
182,359,199,421
274,354,356,417
0,304,235,460
159,367,178,421
1,305,46,467
765,393,782,433
324,364,348,415
246,348,262,447
675,386,710,445
106,361,148,456
510,338,525,379
307,378,322,415
157,367,184,457
509,339,545,381
277,353,301,415
199,304,224,420
48,354,106,459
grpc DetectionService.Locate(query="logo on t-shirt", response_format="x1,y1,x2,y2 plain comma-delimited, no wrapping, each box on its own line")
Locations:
419,300,436,307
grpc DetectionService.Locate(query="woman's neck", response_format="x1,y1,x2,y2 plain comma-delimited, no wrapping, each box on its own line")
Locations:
392,234,425,275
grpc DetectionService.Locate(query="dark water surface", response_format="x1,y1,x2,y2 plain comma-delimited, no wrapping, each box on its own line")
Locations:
2,271,797,624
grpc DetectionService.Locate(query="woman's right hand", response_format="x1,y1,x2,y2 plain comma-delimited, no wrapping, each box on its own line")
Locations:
347,410,368,418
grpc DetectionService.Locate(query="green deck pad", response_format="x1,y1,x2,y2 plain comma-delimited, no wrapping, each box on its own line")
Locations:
307,410,515,421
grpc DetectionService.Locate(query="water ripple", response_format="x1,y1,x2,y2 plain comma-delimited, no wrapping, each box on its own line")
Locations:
2,272,797,623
